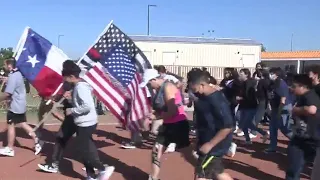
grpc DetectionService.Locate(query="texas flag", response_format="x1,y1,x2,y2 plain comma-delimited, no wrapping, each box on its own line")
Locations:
14,27,69,97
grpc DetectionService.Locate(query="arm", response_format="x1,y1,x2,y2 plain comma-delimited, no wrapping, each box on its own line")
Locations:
52,111,64,121
71,86,91,115
162,83,179,119
293,96,318,116
0,75,14,102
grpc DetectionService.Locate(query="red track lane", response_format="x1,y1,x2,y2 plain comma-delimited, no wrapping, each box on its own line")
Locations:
0,122,311,180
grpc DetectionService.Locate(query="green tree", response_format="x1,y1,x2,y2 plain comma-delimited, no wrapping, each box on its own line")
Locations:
0,47,14,65
261,45,266,52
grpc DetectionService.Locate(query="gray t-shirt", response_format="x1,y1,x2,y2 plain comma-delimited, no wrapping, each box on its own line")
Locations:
5,70,27,114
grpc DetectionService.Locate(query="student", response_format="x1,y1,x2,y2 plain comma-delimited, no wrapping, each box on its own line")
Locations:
0,59,43,156
237,69,260,143
140,69,190,180
266,67,293,153
37,82,75,173
285,74,320,180
62,60,114,180
220,68,242,133
307,65,320,96
189,70,233,180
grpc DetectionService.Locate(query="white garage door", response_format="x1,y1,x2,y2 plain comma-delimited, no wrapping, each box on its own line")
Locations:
242,54,255,67
162,52,176,65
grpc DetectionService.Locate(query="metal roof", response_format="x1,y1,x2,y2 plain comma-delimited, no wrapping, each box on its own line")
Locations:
130,35,261,46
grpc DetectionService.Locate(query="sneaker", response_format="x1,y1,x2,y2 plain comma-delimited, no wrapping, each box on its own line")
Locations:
190,129,197,136
121,142,136,149
148,175,160,180
227,142,237,157
38,163,59,173
249,133,257,139
164,143,176,153
192,150,199,159
82,164,108,171
233,126,239,134
237,131,244,137
264,148,276,153
0,147,14,157
35,140,44,155
97,166,115,180
261,134,269,143
86,176,97,180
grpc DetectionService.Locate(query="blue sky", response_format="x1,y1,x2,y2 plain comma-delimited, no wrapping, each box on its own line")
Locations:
1,0,319,58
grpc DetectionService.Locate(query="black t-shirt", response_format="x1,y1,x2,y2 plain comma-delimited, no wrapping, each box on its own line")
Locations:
313,84,320,97
256,78,270,101
239,78,258,109
194,91,233,157
294,90,320,141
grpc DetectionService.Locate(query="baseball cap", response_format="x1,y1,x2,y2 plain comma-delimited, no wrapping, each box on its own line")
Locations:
139,69,160,88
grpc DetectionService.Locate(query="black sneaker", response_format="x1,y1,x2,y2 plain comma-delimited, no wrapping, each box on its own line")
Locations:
264,148,277,154
38,163,59,173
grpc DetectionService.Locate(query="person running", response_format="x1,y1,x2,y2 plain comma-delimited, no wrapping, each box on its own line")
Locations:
0,59,43,157
62,60,114,180
189,70,233,180
37,82,75,173
237,69,261,143
265,67,293,153
140,68,190,180
285,74,320,180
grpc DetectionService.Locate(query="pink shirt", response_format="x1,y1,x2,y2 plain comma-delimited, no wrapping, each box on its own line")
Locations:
162,91,187,124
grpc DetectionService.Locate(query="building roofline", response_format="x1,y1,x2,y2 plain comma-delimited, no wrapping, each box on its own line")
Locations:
129,35,262,46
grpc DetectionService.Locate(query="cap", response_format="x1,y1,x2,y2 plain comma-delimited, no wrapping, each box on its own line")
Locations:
139,69,160,88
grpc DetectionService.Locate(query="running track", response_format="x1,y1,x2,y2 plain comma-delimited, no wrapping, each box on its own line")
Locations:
0,113,311,180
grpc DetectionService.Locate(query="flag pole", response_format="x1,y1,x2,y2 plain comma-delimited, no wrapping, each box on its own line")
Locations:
13,27,30,58
45,20,114,105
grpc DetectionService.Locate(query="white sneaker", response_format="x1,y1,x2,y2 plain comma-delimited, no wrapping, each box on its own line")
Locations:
164,143,176,153
192,150,199,159
86,176,97,180
0,147,14,157
97,166,115,180
233,126,239,134
249,133,257,139
237,131,244,137
82,164,108,171
35,140,44,155
227,142,237,157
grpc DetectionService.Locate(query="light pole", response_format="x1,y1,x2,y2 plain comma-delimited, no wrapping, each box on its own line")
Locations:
290,33,294,51
208,30,214,37
58,34,64,48
147,4,157,36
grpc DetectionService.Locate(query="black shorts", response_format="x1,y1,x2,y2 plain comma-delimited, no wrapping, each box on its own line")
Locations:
195,154,224,179
7,111,26,125
156,120,190,149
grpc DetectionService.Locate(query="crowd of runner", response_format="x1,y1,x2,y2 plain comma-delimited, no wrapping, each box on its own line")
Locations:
0,58,319,180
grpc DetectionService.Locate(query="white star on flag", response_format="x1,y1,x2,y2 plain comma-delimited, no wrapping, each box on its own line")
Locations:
27,54,40,68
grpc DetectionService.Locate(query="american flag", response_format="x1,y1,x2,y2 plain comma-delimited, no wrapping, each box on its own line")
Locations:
81,23,152,131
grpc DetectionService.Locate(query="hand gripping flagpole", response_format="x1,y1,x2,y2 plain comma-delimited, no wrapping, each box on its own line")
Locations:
32,21,114,132
45,20,114,105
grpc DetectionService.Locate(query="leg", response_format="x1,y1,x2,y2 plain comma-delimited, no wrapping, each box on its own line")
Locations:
285,139,305,180
267,110,278,151
7,123,15,149
241,110,251,142
151,119,163,135
311,147,320,180
51,118,77,165
37,99,52,139
150,143,165,180
195,155,232,180
76,125,113,179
